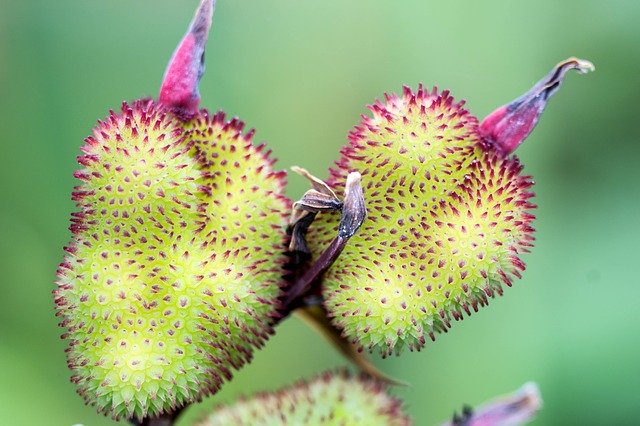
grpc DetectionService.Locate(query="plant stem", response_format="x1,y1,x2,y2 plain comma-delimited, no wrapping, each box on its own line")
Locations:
282,235,348,309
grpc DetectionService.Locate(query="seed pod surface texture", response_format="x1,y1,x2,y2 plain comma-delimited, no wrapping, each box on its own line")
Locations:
54,100,288,420
312,86,535,356
197,370,411,425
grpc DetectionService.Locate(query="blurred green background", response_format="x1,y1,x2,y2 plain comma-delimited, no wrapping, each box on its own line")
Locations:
1,0,639,424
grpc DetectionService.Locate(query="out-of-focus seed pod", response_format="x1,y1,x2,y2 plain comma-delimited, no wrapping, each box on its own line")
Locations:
196,370,411,426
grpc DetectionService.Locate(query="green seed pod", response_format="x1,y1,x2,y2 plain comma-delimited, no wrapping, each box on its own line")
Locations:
54,1,290,419
54,100,288,420
196,370,411,425
308,59,591,357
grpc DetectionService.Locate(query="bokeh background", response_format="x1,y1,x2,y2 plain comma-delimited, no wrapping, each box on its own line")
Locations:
1,0,639,424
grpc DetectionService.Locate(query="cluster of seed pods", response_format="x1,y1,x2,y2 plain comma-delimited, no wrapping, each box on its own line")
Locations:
54,0,591,422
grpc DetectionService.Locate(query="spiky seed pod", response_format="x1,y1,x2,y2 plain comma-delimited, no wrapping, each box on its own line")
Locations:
54,100,288,420
311,57,592,357
196,370,411,426
307,86,536,357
